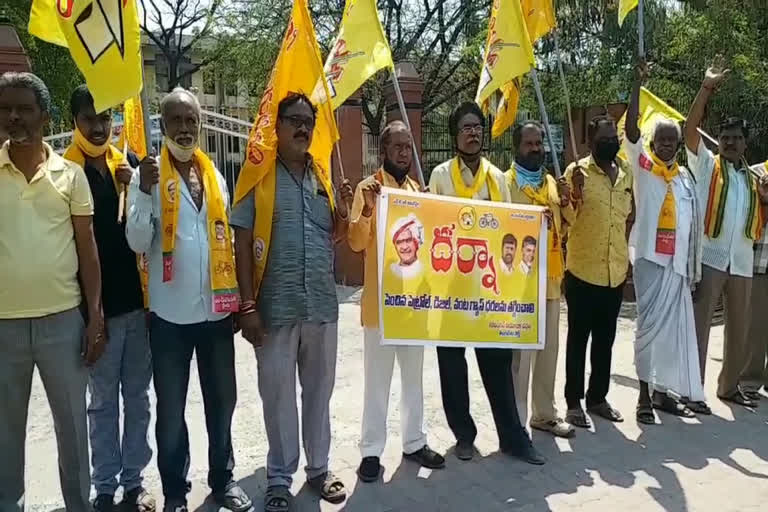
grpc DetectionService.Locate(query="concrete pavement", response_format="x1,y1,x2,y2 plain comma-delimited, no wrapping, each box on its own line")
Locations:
22,287,768,511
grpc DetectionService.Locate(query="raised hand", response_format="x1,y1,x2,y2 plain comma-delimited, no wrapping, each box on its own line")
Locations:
557,176,571,208
139,151,159,194
361,180,382,217
703,56,730,90
634,58,650,84
570,166,586,206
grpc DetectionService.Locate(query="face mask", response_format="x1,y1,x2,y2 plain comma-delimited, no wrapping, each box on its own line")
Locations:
383,159,409,183
515,152,544,172
165,135,197,162
74,126,110,157
595,138,620,162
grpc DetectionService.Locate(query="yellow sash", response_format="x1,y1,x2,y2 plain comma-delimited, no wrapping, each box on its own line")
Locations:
450,157,501,201
250,158,335,298
648,151,679,255
506,167,564,281
64,134,150,307
159,145,239,313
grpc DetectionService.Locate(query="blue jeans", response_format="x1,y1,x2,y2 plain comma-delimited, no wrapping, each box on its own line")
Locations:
149,314,237,500
88,309,152,495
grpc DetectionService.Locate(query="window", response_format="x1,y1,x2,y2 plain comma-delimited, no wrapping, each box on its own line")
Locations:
225,81,237,98
203,69,216,95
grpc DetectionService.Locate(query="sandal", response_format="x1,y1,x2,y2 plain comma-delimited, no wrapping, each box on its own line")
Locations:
264,486,291,512
652,394,695,418
565,408,592,429
743,389,762,401
121,487,156,512
213,484,252,512
636,404,655,425
587,402,624,422
685,400,712,415
718,390,758,408
307,471,346,504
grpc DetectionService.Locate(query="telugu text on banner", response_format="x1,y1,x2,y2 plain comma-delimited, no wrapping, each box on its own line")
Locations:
376,189,548,349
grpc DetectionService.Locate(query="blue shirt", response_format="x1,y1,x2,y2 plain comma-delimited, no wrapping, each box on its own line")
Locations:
125,156,231,325
230,159,338,328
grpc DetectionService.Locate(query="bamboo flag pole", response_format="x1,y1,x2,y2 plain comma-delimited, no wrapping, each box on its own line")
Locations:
390,65,426,189
553,30,580,161
530,68,562,178
333,109,346,180
638,0,645,57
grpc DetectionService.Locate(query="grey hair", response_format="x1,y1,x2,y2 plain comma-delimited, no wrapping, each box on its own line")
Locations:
0,72,51,114
160,87,201,119
652,118,682,142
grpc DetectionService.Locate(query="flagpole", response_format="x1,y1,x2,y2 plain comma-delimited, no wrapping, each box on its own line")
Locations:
553,30,579,160
638,0,645,58
334,110,346,180
530,68,562,178
390,66,426,189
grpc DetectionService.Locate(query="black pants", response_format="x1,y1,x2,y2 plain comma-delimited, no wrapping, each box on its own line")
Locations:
149,314,237,500
564,272,625,409
437,346,528,452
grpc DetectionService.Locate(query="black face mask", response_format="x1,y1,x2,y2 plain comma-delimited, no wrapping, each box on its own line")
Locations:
515,152,544,172
384,158,410,183
595,138,621,162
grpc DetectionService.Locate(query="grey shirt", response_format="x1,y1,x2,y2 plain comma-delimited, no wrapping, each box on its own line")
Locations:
230,159,338,328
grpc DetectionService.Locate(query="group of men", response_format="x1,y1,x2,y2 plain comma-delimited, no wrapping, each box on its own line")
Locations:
1,56,767,512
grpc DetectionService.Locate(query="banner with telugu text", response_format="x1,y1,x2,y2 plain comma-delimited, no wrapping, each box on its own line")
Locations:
377,189,548,349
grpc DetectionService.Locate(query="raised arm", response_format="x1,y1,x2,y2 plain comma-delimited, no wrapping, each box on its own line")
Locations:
347,179,380,253
125,155,159,254
685,61,730,154
626,60,648,144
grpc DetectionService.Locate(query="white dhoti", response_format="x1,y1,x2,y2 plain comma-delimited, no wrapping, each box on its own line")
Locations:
633,258,705,402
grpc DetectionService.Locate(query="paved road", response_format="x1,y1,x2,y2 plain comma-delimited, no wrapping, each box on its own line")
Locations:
23,287,768,511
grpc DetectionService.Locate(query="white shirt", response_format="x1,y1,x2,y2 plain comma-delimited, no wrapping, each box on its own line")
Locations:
518,261,533,276
686,138,753,277
625,137,694,278
126,156,231,324
429,157,511,202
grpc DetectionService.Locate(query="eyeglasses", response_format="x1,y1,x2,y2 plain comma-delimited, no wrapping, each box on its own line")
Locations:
459,124,483,135
280,115,315,130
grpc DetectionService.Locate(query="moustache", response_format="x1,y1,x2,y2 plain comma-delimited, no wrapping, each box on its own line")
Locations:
294,132,309,140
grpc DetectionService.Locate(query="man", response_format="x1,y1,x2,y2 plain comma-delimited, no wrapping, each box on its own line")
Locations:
624,61,705,424
390,214,425,278
126,87,251,512
563,114,632,428
519,236,537,276
501,234,518,274
0,72,105,512
506,121,575,439
347,120,445,483
429,102,544,464
65,85,154,512
684,61,768,409
744,158,768,399
231,93,353,511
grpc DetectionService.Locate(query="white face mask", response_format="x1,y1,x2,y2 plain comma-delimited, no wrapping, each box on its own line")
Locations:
164,135,197,162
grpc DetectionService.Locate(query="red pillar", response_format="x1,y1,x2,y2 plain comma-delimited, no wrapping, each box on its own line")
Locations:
0,22,31,74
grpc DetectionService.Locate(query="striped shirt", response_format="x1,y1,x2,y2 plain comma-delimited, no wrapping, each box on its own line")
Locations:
230,159,338,328
686,139,753,278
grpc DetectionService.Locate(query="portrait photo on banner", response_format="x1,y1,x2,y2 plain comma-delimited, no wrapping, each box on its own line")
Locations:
376,188,548,349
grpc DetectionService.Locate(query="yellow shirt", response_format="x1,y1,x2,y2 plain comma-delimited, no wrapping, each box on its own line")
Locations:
348,169,420,328
563,155,633,288
507,171,574,299
0,142,94,318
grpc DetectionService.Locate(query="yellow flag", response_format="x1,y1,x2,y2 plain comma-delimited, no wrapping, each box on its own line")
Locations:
324,0,394,109
522,0,556,44
491,78,521,139
476,0,535,107
618,86,685,159
118,96,147,159
618,0,639,26
29,0,143,113
235,0,339,203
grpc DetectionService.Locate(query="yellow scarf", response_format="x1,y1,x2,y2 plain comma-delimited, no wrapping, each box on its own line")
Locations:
160,145,239,313
64,130,150,307
648,151,679,255
450,157,501,201
249,158,335,297
506,167,564,281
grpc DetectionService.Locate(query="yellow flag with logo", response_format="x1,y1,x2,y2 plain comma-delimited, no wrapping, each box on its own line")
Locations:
617,86,685,159
491,78,521,139
618,0,639,26
118,96,147,159
234,0,338,203
522,0,556,44
476,0,535,107
28,0,142,113
324,0,394,109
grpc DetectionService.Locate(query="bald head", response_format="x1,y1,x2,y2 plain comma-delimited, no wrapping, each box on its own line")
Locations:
160,87,201,147
380,121,413,181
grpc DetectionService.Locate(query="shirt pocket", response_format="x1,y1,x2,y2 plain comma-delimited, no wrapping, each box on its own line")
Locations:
612,187,633,220
309,192,333,233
